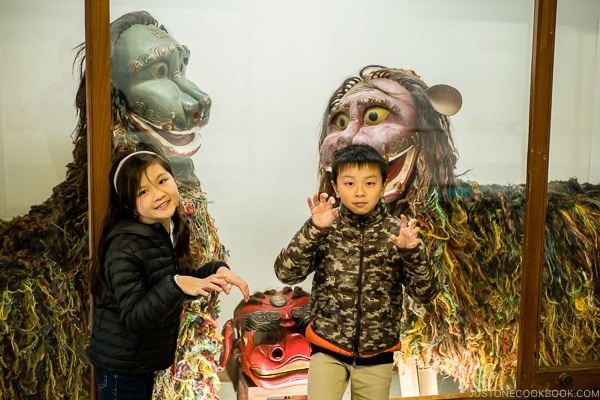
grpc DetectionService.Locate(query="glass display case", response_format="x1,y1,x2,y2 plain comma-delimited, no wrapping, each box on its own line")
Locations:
528,0,600,389
0,1,83,218
1,0,598,398
103,0,600,395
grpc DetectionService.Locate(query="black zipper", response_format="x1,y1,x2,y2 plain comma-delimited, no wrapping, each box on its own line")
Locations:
352,217,366,365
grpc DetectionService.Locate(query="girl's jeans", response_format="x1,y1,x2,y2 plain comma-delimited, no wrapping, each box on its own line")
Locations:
94,367,154,400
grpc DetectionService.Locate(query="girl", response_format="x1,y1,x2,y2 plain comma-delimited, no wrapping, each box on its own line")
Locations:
88,149,249,400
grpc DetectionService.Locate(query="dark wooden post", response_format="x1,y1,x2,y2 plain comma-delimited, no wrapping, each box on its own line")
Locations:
85,0,110,398
517,0,556,389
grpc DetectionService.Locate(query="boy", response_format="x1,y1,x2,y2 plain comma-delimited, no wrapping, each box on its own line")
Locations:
274,144,438,400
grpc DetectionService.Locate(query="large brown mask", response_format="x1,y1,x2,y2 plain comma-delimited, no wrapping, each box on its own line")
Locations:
320,76,461,203
320,79,419,203
111,23,211,158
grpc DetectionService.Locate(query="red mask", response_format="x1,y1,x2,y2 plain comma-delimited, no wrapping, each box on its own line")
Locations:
221,287,311,389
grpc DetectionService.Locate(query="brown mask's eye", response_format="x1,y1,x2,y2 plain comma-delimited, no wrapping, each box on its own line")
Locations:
150,61,170,80
332,112,350,130
363,106,390,126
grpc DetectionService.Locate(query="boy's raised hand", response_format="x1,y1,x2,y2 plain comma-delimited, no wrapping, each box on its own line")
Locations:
390,214,422,249
307,192,338,229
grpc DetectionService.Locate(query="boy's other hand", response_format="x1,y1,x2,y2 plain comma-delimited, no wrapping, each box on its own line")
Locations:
391,214,421,249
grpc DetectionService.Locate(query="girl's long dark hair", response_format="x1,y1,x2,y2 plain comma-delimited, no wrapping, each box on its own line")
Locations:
88,146,194,297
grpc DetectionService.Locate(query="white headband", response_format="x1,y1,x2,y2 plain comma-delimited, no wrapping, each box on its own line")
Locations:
113,151,158,194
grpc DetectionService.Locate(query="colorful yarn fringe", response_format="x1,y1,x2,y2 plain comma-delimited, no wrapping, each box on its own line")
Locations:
396,179,600,391
539,180,600,366
0,137,91,399
1,26,228,397
153,296,224,399
0,139,228,399
153,182,227,400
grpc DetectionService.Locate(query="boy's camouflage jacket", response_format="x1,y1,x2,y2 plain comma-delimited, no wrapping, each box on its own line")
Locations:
274,200,438,356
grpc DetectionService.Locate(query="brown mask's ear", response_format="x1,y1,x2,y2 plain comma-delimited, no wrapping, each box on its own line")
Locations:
426,84,462,116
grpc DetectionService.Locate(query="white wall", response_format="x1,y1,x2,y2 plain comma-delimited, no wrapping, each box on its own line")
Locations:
1,0,598,323
109,0,538,321
549,0,600,180
0,0,83,217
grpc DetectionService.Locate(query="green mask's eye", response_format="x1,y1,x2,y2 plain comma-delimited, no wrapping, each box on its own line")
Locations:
363,107,390,126
150,61,170,80
333,113,350,130
179,58,189,74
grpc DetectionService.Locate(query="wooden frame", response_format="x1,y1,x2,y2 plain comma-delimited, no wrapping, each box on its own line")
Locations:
85,0,110,265
518,0,600,390
84,0,599,398
85,2,110,399
516,0,556,389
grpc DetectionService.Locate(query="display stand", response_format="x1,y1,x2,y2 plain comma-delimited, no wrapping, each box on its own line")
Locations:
397,356,419,396
397,356,439,396
417,367,439,395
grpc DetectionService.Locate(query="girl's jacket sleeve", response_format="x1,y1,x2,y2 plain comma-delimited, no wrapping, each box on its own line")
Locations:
398,241,439,304
190,260,228,278
274,218,329,284
105,235,185,335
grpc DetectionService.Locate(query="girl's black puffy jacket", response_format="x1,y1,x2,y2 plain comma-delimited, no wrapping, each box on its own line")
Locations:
87,218,224,375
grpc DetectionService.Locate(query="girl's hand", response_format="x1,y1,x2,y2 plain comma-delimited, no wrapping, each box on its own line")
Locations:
307,192,338,229
175,273,230,298
390,214,422,249
217,266,250,301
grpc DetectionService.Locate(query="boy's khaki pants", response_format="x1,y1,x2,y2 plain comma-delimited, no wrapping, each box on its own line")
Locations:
307,352,394,400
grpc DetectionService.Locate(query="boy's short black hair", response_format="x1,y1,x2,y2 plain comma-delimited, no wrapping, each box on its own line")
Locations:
331,144,387,183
